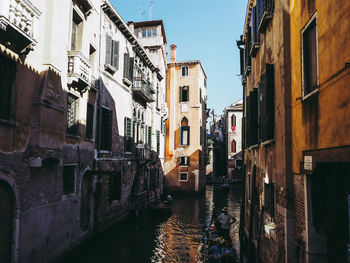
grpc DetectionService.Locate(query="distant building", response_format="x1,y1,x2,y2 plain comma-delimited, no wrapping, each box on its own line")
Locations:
164,44,207,193
222,99,243,181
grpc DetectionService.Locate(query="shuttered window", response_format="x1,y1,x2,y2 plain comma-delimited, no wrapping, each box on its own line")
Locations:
179,156,190,166
265,183,275,219
0,54,16,121
100,107,112,151
303,19,318,97
156,130,160,153
180,126,190,146
124,117,133,152
85,103,94,139
147,126,152,147
67,93,79,135
181,66,189,76
258,64,274,142
105,36,119,70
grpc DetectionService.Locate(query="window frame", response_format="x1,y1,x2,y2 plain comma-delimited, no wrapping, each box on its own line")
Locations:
179,156,190,166
181,66,189,77
0,54,17,124
109,172,122,204
301,13,319,100
179,172,188,182
85,102,94,140
180,86,189,102
66,93,79,136
62,165,77,196
99,106,113,152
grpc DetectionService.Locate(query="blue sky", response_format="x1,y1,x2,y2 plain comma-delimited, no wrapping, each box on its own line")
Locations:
112,0,247,115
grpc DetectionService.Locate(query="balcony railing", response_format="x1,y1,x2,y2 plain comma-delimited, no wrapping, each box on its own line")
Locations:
132,76,155,103
0,0,41,54
67,50,92,91
257,0,274,33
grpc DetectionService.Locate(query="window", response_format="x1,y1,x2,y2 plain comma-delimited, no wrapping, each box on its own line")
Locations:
141,28,157,38
67,93,79,135
231,140,236,153
180,86,189,102
147,126,152,147
302,17,318,97
63,166,76,194
100,107,112,151
179,156,190,166
181,66,189,77
231,114,236,129
0,54,16,121
180,117,190,146
71,11,83,51
156,130,160,153
179,172,188,181
264,183,275,220
156,86,159,109
105,36,119,70
259,64,275,141
109,172,121,203
124,117,133,152
123,53,134,82
85,103,94,140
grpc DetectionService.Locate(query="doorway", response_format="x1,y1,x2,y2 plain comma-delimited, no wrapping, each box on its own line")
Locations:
0,181,14,263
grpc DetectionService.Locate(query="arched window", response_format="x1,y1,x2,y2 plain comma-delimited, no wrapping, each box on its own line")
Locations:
231,139,236,153
180,117,190,145
231,114,236,130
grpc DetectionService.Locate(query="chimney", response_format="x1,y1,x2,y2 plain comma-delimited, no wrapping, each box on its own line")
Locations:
170,44,177,63
128,22,134,34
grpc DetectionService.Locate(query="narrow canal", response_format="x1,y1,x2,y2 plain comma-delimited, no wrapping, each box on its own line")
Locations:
61,184,242,263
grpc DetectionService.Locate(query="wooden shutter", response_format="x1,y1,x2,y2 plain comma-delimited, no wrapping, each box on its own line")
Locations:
129,57,134,82
246,94,251,146
266,64,275,140
105,36,112,65
303,20,317,95
123,53,129,79
259,74,268,141
101,108,112,151
86,103,94,139
112,40,119,69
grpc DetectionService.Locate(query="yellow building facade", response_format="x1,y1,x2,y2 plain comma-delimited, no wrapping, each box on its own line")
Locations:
290,0,350,262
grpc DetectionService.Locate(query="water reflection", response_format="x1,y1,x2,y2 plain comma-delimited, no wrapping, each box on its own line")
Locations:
61,184,242,263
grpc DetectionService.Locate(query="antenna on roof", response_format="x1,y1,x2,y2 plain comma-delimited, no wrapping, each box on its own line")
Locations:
149,1,154,21
138,6,146,21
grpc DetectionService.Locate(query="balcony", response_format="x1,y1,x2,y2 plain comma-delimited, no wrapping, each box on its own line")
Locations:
67,50,92,92
0,0,41,55
161,103,168,119
257,0,274,33
132,76,155,103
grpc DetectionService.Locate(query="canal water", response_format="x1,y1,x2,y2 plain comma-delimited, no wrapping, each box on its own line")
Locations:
61,184,242,263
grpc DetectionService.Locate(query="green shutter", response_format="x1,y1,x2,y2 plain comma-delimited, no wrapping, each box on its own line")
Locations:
112,41,119,69
156,130,160,153
105,36,112,65
148,126,152,146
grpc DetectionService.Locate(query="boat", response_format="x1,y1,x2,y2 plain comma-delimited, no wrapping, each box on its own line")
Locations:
199,210,238,263
149,202,172,216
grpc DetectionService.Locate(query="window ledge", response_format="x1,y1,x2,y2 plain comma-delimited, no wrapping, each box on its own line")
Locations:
0,119,18,127
179,179,188,182
248,144,259,150
264,222,277,240
99,150,111,154
62,193,77,200
85,138,95,142
302,88,319,101
178,145,189,148
262,139,275,147
104,64,117,75
122,77,132,87
66,134,80,139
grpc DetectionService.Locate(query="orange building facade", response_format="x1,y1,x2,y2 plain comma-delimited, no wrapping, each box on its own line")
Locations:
164,45,207,193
